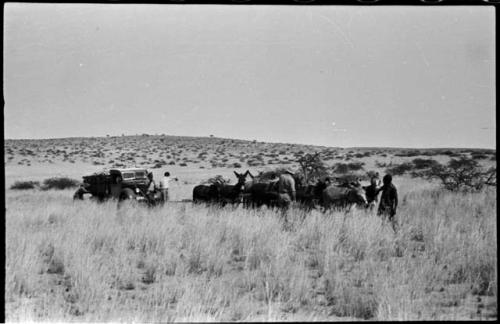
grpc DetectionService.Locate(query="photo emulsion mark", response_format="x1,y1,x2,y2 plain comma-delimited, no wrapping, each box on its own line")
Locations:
3,3,496,322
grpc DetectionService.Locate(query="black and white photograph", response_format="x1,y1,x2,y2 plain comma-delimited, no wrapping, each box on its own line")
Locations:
3,2,496,322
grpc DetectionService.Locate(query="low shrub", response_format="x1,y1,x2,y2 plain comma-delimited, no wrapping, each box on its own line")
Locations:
440,150,461,157
10,180,40,190
247,160,263,167
395,150,421,157
411,158,440,170
333,162,365,174
202,175,231,185
385,162,414,176
471,153,488,160
42,177,80,190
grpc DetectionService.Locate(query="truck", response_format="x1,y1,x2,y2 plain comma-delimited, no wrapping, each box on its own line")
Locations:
73,168,162,205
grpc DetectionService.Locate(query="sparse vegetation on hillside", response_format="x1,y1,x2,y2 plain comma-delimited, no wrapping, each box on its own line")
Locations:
4,137,495,178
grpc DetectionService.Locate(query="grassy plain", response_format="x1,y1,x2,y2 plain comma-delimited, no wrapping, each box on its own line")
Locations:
4,135,497,321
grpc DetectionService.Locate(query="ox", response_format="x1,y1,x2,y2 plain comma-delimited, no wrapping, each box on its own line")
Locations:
322,183,368,211
216,170,251,206
192,184,219,204
296,179,329,210
245,181,280,208
244,171,302,209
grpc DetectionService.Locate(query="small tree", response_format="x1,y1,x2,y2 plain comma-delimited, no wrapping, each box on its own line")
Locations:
297,152,328,184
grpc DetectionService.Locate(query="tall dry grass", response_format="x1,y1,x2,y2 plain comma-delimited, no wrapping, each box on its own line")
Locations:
5,183,497,321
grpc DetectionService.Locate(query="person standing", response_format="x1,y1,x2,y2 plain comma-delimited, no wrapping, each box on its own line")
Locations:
146,172,157,203
278,169,296,208
373,172,382,186
377,174,398,231
363,177,381,210
159,171,173,204
277,169,296,230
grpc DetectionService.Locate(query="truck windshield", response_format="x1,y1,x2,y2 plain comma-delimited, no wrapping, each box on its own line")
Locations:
135,171,146,178
122,172,135,179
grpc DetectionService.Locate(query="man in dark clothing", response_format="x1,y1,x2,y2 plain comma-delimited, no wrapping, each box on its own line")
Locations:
377,174,398,231
363,177,380,209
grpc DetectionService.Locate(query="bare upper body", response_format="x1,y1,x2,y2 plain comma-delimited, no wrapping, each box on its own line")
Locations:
278,173,296,200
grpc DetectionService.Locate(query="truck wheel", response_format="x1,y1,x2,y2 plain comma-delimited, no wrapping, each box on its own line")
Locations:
119,188,136,201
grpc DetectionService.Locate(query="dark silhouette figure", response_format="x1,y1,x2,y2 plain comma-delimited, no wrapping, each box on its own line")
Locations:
377,174,398,231
363,177,380,209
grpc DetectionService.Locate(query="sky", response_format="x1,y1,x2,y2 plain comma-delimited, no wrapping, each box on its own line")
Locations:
3,4,496,148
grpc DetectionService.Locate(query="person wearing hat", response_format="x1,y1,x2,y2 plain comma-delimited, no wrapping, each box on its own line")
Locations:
277,168,296,208
377,174,398,231
146,172,157,202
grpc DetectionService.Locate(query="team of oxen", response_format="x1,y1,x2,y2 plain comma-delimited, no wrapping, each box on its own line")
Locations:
192,170,369,211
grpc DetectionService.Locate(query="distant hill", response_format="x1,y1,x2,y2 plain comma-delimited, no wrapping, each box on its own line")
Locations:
4,134,495,169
